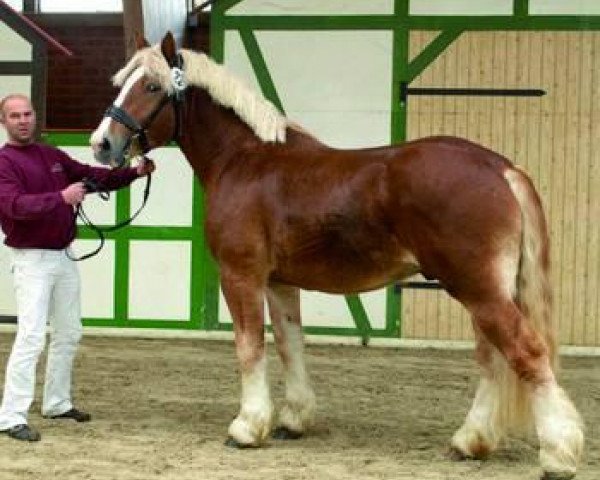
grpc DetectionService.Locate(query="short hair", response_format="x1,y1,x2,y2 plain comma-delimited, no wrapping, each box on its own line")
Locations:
0,94,32,120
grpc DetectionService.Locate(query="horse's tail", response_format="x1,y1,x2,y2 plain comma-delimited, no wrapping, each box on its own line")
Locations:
500,166,556,432
506,167,555,366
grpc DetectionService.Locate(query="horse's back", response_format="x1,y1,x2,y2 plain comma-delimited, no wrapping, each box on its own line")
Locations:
396,135,513,170
271,134,515,187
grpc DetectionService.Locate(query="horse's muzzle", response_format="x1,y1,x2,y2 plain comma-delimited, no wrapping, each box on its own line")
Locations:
91,134,127,167
92,140,113,165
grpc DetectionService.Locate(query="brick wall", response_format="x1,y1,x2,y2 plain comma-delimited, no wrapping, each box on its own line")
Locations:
29,14,125,130
186,12,210,53
28,13,209,131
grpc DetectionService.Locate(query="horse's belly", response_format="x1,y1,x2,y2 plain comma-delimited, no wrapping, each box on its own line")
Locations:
272,248,420,294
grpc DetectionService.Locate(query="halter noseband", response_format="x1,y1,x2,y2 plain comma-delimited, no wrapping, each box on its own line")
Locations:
104,53,186,166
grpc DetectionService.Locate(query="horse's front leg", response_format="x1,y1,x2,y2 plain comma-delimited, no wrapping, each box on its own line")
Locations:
266,283,316,440
221,269,273,447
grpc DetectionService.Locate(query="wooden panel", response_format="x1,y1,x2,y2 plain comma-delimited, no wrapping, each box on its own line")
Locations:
404,31,600,346
587,35,600,346
122,0,144,58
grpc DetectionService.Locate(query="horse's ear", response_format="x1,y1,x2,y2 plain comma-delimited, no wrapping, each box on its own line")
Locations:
134,31,150,50
161,31,177,65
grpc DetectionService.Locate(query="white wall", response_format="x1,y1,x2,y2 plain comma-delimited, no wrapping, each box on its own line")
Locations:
229,0,394,15
0,22,31,61
229,0,600,16
0,20,33,316
530,0,600,14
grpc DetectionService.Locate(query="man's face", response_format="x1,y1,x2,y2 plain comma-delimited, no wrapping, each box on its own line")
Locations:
0,96,36,145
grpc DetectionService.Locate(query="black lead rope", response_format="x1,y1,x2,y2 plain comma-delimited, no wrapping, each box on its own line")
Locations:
66,173,152,262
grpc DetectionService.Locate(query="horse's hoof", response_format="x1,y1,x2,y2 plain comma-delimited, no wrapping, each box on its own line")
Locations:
272,426,303,440
540,472,576,480
224,436,255,449
447,446,469,461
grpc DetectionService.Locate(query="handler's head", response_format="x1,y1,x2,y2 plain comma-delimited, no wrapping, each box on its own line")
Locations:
0,94,36,145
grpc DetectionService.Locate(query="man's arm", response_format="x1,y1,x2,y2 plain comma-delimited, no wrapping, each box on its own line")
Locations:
57,147,155,191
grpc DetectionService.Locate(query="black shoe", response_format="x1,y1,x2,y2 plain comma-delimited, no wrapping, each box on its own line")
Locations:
47,408,91,423
1,424,41,442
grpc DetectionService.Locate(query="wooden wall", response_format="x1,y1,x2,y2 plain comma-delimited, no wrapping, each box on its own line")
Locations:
404,31,600,347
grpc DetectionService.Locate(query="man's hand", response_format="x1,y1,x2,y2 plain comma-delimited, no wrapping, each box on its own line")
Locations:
61,182,86,205
137,158,156,176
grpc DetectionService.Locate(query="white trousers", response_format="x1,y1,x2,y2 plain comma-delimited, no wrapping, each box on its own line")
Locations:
0,248,82,429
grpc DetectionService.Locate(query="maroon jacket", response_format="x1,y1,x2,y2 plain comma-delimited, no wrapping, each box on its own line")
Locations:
0,142,140,249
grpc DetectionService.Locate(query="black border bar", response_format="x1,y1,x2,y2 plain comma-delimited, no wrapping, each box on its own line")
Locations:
400,82,546,102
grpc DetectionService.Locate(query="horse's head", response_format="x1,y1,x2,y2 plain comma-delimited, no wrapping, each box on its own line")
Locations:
90,32,186,167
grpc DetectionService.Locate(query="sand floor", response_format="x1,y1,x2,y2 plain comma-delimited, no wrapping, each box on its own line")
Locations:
0,333,597,480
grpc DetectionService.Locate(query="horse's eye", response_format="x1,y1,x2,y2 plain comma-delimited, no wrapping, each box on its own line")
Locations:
145,83,161,93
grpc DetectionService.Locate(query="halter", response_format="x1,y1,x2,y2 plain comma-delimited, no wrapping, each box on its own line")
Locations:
104,53,186,167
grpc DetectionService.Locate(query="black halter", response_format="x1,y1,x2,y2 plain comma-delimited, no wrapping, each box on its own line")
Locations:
104,53,185,167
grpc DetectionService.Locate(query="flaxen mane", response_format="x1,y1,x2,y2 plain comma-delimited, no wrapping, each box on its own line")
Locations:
112,45,288,143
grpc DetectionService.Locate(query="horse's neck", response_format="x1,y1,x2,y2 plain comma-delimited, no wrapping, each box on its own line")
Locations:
176,88,327,185
177,87,264,184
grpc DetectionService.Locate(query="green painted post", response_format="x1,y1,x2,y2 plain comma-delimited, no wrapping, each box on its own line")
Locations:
210,0,226,63
239,28,285,113
514,0,529,17
192,180,220,329
344,295,372,345
386,0,411,338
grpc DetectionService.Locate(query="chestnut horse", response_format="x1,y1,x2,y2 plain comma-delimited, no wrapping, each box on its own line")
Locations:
91,33,583,479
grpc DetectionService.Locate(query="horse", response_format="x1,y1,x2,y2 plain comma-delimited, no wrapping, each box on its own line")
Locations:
90,32,583,479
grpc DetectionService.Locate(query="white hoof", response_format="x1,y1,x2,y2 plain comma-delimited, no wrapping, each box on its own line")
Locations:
278,391,316,434
451,422,498,459
538,425,583,480
228,409,272,447
533,384,584,478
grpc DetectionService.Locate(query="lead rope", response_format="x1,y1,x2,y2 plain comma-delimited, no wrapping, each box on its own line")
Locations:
66,172,152,261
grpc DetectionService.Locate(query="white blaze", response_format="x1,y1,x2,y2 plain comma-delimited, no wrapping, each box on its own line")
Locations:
90,67,146,147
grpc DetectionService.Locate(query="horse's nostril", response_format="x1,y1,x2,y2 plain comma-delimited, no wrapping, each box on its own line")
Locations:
101,138,111,151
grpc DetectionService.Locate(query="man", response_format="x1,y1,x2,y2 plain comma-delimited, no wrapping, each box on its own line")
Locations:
0,94,154,441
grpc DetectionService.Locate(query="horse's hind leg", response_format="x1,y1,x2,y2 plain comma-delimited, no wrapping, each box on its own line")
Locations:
454,298,582,479
266,283,316,439
450,332,505,460
220,269,273,447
